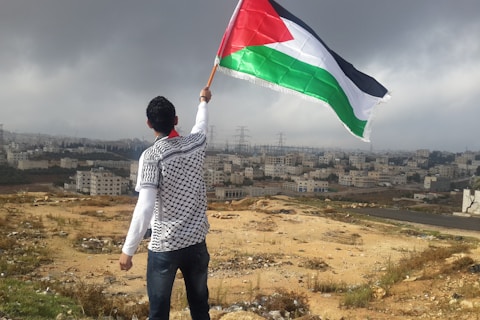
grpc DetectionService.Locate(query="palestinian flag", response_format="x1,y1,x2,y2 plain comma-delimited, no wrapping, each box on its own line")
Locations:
215,0,390,141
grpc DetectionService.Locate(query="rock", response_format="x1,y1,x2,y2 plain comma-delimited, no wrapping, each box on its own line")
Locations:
469,264,480,273
460,300,474,309
372,286,386,300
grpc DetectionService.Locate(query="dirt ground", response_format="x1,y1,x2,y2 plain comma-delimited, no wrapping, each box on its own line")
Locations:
3,192,480,319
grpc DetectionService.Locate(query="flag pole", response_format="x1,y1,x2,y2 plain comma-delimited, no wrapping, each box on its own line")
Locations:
206,64,218,87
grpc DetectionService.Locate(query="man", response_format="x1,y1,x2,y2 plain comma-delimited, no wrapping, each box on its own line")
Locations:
119,87,212,320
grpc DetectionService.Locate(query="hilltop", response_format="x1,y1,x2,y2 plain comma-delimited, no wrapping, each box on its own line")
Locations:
1,191,479,319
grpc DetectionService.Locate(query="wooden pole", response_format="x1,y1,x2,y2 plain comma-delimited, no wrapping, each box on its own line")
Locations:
206,64,218,87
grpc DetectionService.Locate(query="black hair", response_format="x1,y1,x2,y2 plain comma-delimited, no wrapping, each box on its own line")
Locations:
146,96,176,135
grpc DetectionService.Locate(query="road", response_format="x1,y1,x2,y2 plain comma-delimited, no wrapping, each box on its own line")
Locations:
351,207,480,232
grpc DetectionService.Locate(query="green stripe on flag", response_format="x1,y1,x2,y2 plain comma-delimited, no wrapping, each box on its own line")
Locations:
219,45,368,137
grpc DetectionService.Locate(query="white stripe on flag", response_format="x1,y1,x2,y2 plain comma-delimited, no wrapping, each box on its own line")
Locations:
266,18,382,121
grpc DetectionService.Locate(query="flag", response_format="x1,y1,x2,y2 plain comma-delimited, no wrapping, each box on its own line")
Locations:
215,0,390,141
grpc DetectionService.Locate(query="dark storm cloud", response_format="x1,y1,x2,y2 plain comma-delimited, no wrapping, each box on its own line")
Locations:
0,0,479,152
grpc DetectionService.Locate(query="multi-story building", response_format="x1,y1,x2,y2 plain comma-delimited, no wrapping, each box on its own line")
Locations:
436,164,457,179
416,149,430,158
6,150,28,166
285,165,303,176
339,173,353,187
295,179,328,193
205,155,223,171
349,154,366,169
89,168,124,196
230,172,244,185
204,169,225,189
391,174,407,185
352,175,376,188
76,170,92,194
265,155,286,166
368,171,392,186
320,151,346,165
223,162,236,173
75,168,125,195
244,167,263,180
285,154,300,166
424,176,451,192
264,163,286,178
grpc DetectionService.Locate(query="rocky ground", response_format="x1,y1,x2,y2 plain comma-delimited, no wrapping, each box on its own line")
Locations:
1,191,480,319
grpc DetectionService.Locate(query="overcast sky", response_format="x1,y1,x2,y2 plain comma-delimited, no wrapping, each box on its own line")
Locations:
1,0,479,153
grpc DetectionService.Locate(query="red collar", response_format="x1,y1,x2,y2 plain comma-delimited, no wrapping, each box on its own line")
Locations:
168,129,180,138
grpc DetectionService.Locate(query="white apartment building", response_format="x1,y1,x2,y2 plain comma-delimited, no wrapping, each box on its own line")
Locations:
204,169,225,189
76,171,92,194
76,168,125,195
90,168,123,196
264,163,286,178
349,154,366,168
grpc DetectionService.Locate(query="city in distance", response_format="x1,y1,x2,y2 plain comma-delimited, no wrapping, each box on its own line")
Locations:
1,129,479,201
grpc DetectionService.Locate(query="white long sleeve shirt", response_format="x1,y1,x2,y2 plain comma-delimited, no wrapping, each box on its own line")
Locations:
122,101,209,256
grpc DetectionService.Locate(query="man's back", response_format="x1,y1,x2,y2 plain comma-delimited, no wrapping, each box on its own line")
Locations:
143,132,209,252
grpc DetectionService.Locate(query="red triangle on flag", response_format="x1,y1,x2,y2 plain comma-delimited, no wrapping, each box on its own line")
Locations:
218,0,293,58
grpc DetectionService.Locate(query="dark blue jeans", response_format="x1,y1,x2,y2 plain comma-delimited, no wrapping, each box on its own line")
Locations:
147,241,210,320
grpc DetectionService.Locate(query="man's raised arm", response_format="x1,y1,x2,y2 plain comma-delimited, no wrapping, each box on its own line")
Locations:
191,87,211,134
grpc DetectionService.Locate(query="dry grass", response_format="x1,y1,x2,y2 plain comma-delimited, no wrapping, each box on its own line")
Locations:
50,280,149,319
1,192,480,319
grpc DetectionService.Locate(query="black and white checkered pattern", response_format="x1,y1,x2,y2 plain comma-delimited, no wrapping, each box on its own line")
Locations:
139,133,209,252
